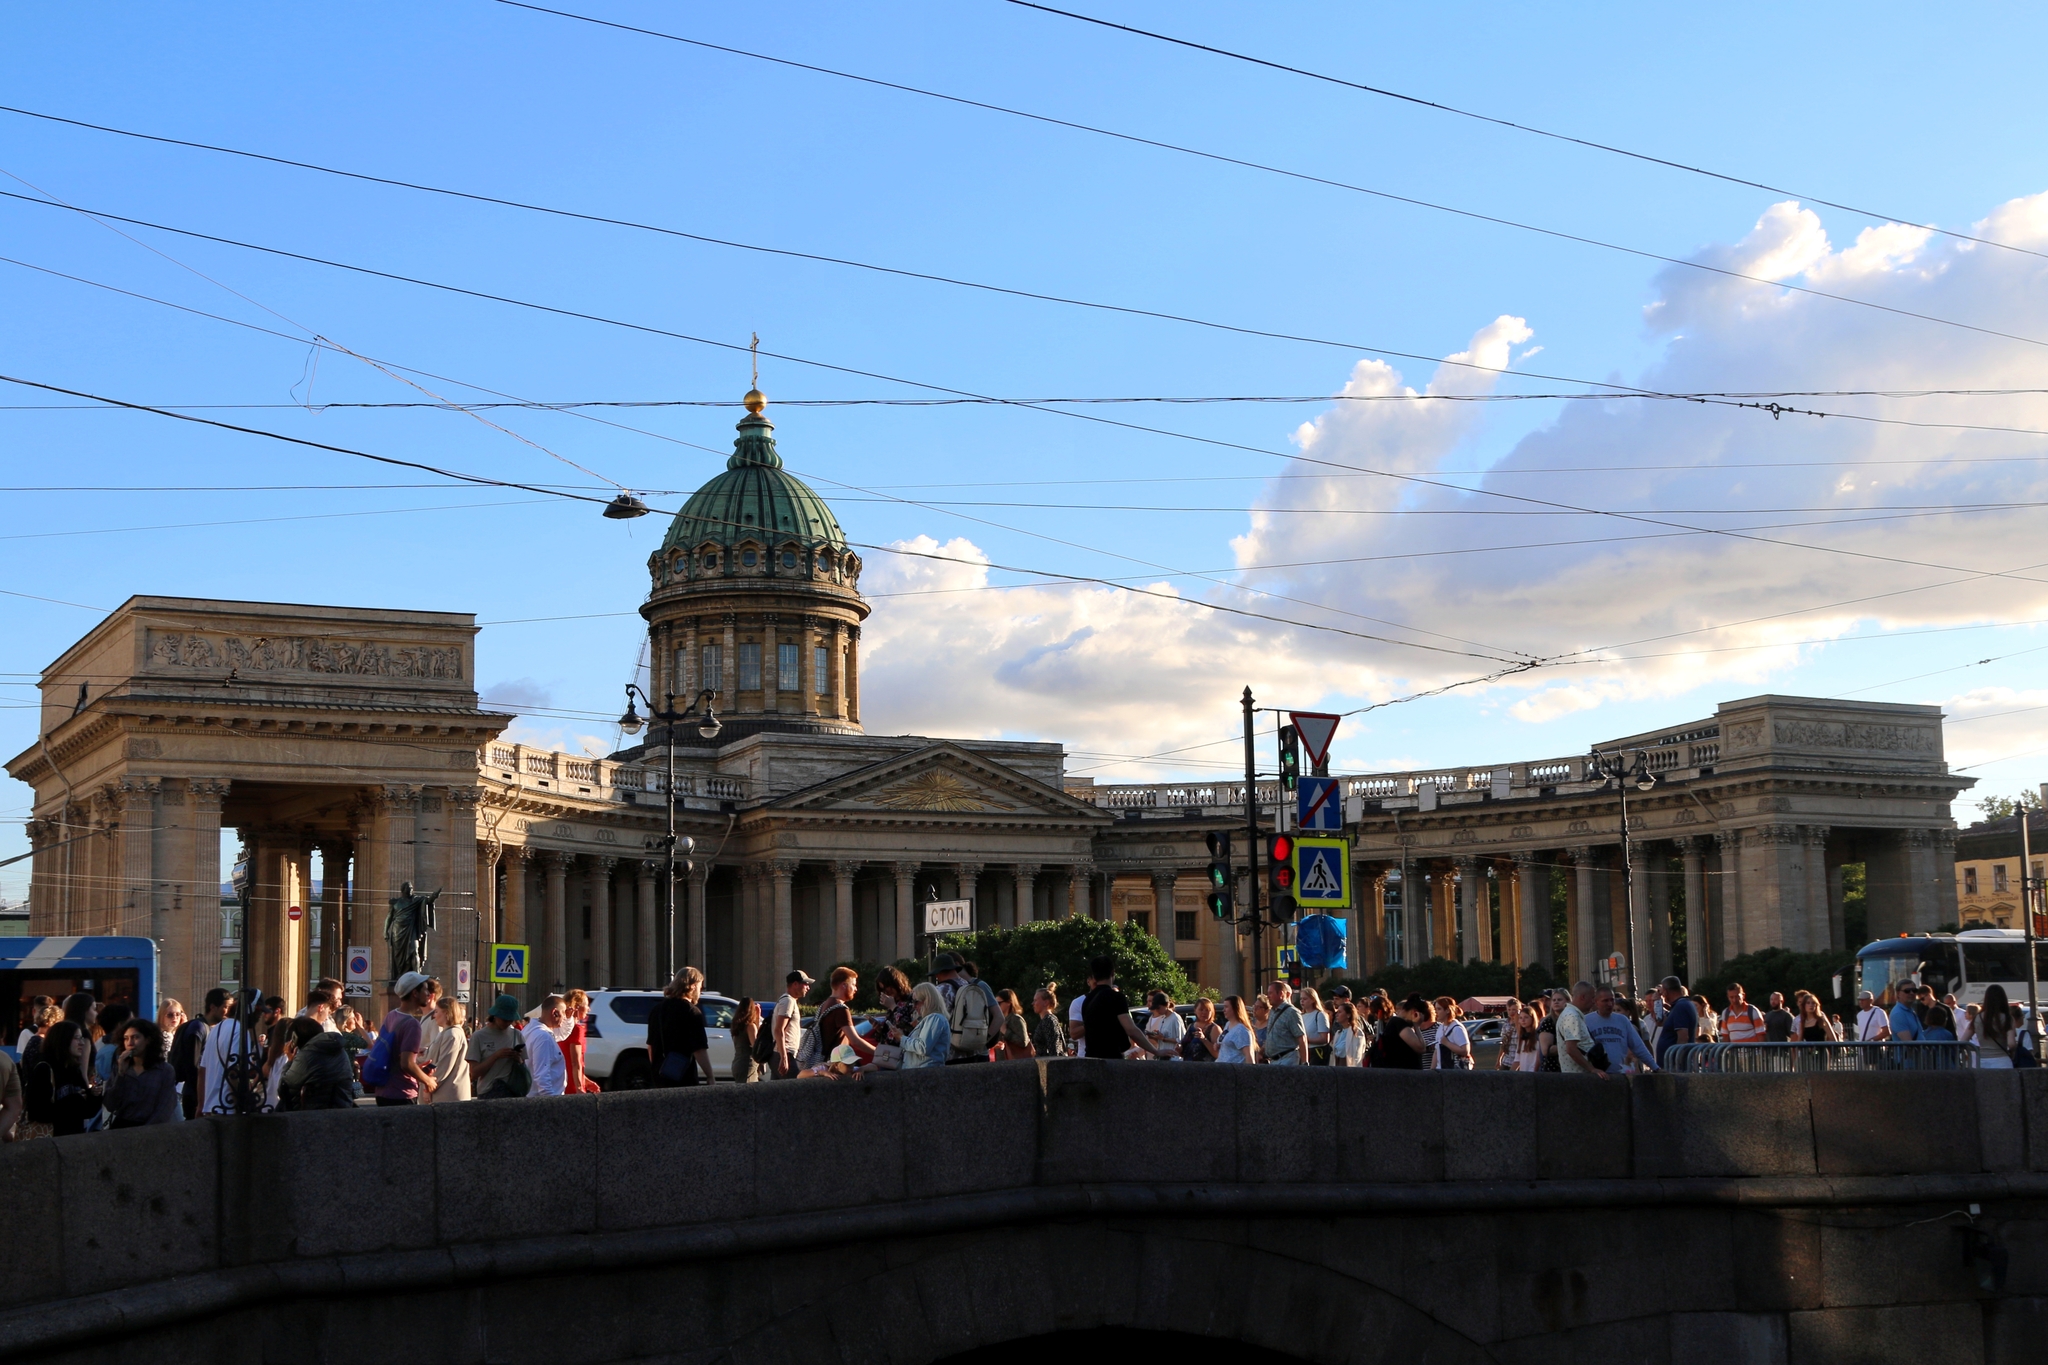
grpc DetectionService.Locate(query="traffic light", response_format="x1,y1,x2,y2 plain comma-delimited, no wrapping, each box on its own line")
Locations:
1266,832,1298,922
1278,725,1301,793
1204,830,1234,919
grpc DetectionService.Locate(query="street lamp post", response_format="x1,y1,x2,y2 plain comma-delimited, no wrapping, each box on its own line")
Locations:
1591,748,1659,1002
618,685,720,983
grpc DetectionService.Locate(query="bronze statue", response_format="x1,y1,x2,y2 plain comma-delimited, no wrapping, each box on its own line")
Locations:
384,880,442,980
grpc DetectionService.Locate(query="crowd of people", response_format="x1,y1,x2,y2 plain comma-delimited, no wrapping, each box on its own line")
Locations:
5,956,2035,1136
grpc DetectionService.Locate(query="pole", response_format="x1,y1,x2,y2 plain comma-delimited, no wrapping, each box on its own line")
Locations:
2023,806,2042,1057
1619,776,1640,1002
664,699,678,985
1242,687,1265,993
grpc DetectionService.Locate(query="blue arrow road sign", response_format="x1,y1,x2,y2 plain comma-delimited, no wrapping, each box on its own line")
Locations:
1297,776,1342,831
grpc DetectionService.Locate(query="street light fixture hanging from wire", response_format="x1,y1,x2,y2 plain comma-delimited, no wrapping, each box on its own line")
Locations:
1591,747,1659,1002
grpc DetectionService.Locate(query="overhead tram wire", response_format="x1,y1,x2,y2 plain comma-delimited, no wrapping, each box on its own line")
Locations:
0,373,1539,669
16,218,2048,481
0,169,635,498
11,199,2048,607
0,253,1531,661
485,2,2048,354
1005,0,2048,266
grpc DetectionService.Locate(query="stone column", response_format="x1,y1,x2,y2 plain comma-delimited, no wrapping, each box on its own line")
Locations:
1743,823,1806,953
286,839,314,1007
110,778,157,942
637,860,658,987
956,862,984,929
687,862,710,975
801,616,822,717
1647,847,1672,984
1071,863,1096,921
541,851,571,989
832,861,859,964
1714,830,1744,963
1902,828,1943,932
846,624,861,724
1453,857,1480,963
442,788,481,989
1569,847,1597,985
893,861,919,962
1515,852,1547,973
1011,865,1039,928
1150,868,1178,959
1361,867,1388,975
1618,840,1649,994
354,786,417,990
771,860,797,982
1681,836,1708,982
829,622,848,721
1805,826,1834,953
681,619,698,697
316,840,350,986
474,843,497,963
762,616,780,713
721,613,739,703
182,781,228,1009
587,857,616,988
499,847,528,955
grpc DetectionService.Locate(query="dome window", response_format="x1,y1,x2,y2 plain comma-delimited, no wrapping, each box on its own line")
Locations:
701,553,720,571
781,549,798,568
742,549,759,568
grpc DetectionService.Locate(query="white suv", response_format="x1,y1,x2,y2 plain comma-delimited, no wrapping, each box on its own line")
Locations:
576,990,740,1087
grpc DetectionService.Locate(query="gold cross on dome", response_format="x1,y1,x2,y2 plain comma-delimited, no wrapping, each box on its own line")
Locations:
750,332,760,390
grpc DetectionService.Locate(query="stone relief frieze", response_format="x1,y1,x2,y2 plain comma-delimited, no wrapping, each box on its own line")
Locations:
866,769,1016,813
1772,719,1935,752
148,630,463,680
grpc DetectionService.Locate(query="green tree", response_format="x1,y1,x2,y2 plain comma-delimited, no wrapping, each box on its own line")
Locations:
1975,791,2041,822
928,917,1193,1005
1693,945,1857,1016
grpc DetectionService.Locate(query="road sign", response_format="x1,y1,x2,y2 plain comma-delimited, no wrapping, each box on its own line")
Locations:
1292,836,1351,910
287,904,303,922
1288,711,1341,772
923,899,973,934
489,943,530,984
455,959,473,1003
346,945,373,998
1297,776,1342,831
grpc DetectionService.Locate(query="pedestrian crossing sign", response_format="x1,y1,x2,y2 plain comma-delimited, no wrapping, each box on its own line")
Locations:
1291,837,1351,910
488,943,530,984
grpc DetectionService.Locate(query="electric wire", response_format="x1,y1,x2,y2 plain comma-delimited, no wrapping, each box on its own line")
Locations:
489,1,2048,353
1006,0,2048,266
13,199,2048,608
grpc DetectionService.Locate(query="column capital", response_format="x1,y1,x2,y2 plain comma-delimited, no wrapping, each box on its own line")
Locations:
500,844,528,867
1714,829,1740,853
1014,863,1042,879
1566,845,1593,863
955,861,985,878
444,786,482,812
1901,827,1934,849
769,859,799,881
1802,823,1832,847
1073,862,1098,878
590,855,619,874
541,849,576,873
832,859,862,881
891,860,921,880
1149,867,1178,890
1511,850,1538,869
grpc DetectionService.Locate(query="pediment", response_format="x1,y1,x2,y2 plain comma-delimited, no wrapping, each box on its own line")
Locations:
773,743,1108,821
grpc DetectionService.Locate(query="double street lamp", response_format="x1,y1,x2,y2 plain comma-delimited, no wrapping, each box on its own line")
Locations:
618,685,720,982
1591,748,1659,1001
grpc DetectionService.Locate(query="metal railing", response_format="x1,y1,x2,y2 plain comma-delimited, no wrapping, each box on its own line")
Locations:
1664,1041,1979,1073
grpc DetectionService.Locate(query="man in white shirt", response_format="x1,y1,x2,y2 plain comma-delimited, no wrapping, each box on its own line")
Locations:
771,970,813,1078
1068,974,1091,1057
202,991,262,1114
1855,991,1890,1041
522,994,569,1097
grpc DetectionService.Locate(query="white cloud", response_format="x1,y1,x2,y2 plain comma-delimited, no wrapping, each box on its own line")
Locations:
855,190,2048,778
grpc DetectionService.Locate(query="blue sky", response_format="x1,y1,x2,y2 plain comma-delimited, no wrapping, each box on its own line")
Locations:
6,2,2048,897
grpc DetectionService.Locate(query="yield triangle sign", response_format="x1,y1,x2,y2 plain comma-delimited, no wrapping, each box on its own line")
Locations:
1289,711,1341,770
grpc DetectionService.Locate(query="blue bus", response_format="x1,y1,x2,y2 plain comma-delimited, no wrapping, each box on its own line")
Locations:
1857,929,2048,1006
2,936,160,1057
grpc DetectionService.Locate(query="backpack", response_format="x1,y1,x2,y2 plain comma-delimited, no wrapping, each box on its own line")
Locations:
750,1020,779,1066
947,979,996,1056
359,1029,394,1088
794,1015,826,1071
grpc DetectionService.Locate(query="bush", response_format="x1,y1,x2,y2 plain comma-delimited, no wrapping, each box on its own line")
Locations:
1693,946,1857,1015
929,918,1194,1006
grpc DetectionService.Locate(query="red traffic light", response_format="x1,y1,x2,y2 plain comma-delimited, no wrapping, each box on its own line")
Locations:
1269,833,1294,862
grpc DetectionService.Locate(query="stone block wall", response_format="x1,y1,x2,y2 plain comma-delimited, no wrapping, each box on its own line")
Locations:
5,1064,2048,1365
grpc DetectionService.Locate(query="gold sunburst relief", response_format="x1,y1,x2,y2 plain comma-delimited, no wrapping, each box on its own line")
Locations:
871,769,1008,812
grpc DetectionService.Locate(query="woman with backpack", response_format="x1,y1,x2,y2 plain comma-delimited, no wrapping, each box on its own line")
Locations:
994,989,1033,1060
731,998,764,1082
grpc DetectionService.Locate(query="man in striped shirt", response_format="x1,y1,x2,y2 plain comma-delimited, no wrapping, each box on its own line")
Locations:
1721,984,1767,1044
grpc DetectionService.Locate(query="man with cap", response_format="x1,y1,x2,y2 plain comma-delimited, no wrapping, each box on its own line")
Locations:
772,969,814,1079
469,994,529,1098
1654,977,1697,1069
376,971,440,1106
1855,989,1890,1041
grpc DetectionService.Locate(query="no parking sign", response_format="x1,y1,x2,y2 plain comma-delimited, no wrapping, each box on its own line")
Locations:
345,945,373,998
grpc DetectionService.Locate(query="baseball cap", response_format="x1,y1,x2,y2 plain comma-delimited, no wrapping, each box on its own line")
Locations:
932,951,965,973
393,971,432,999
1329,985,1353,999
787,969,816,986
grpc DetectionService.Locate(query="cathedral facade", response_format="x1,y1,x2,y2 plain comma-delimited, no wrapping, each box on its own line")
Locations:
8,397,1969,1014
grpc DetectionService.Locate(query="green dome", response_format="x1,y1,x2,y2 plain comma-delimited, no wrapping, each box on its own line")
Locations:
661,411,847,554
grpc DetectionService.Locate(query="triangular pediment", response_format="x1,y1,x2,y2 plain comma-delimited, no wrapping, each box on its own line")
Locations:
772,743,1110,821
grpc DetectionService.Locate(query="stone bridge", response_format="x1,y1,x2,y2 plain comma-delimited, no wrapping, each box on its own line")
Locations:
5,1064,2048,1365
